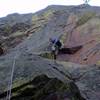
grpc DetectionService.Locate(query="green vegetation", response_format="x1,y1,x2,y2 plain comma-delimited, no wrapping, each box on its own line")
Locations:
10,31,24,37
0,73,84,100
5,25,12,33
76,12,96,27
60,32,67,44
32,9,54,23
32,14,39,22
31,9,56,34
1,25,12,34
11,75,82,100
12,78,30,89
43,9,54,20
39,52,54,59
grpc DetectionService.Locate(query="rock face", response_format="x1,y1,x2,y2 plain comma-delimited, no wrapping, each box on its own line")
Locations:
0,50,99,100
75,66,100,100
0,13,32,50
5,75,85,100
0,4,100,100
0,5,100,64
61,62,100,100
57,5,100,64
0,51,85,100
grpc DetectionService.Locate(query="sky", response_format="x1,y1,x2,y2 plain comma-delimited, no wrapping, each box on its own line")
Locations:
0,0,100,18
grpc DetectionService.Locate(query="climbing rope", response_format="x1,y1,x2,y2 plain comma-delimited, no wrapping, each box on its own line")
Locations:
6,53,18,100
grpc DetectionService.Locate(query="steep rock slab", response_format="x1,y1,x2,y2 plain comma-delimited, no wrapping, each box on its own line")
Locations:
59,62,100,100
0,51,72,96
8,75,85,100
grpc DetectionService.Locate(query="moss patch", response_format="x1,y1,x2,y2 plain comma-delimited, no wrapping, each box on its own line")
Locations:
0,74,85,100
76,12,96,27
43,9,54,20
39,52,54,59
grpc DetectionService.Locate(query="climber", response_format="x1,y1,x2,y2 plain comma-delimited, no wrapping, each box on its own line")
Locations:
49,37,62,60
